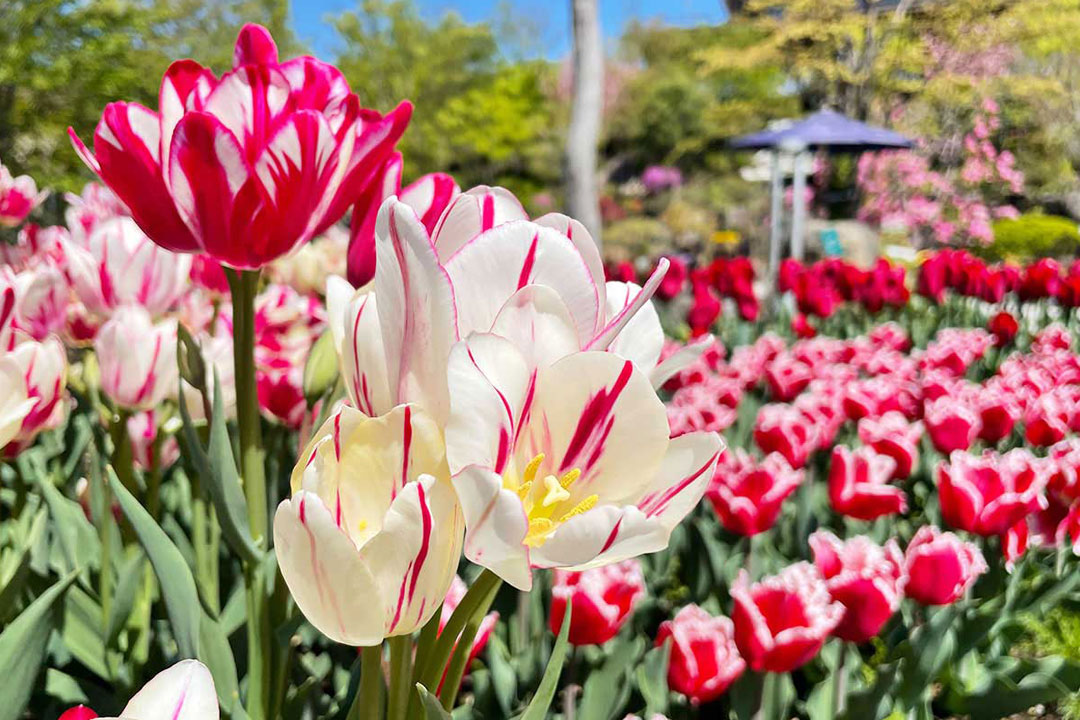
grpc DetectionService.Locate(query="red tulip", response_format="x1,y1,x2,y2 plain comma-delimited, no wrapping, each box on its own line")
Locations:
917,253,947,303
791,312,816,338
937,450,1048,536
1019,258,1061,301
924,397,981,454
346,153,402,287
753,403,818,468
973,388,1020,445
657,255,688,300
1024,390,1073,447
988,311,1019,345
857,412,921,480
707,450,803,536
809,531,906,644
687,279,721,338
828,446,906,521
550,560,646,646
657,605,745,704
731,563,842,672
903,526,987,606
58,708,97,720
70,24,410,269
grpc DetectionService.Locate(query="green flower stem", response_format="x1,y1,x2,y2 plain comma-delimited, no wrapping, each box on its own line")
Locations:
227,267,271,720
353,643,384,720
439,575,501,712
416,569,503,695
751,671,775,720
387,635,413,720
412,606,442,683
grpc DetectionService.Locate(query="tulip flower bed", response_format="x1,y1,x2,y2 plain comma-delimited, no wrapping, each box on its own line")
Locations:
4,23,1080,720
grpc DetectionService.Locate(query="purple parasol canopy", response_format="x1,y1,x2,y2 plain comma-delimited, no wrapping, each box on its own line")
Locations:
731,109,914,152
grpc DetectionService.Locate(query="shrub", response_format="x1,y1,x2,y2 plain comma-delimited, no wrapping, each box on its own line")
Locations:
986,213,1080,261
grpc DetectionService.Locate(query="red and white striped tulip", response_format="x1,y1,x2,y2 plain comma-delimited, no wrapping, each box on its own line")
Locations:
95,306,178,410
0,355,34,451
96,659,218,720
274,405,463,646
4,335,68,452
0,160,45,227
66,216,191,318
445,334,723,590
69,24,410,269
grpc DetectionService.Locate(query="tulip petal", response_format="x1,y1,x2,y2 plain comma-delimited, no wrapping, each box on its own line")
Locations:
533,212,605,299
274,493,385,646
374,198,457,424
326,274,356,354
532,504,667,571
524,352,668,501
446,334,532,475
452,465,533,590
359,475,464,637
489,285,581,371
234,23,279,67
446,221,601,345
159,60,216,167
431,185,529,260
586,259,668,352
604,281,663,373
636,431,724,525
340,291,393,416
0,356,34,450
291,405,448,547
113,659,219,720
401,173,461,233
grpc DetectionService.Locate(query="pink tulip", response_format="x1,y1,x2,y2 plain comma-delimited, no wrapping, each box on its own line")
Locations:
707,450,803,536
857,411,921,480
754,403,818,468
903,526,987,606
70,24,410,269
828,446,906,521
809,531,906,644
938,450,1048,536
656,605,745,704
731,563,842,672
550,560,646,646
924,396,981,454
0,160,45,227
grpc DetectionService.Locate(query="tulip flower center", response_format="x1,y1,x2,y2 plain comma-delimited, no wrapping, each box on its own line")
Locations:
506,453,598,547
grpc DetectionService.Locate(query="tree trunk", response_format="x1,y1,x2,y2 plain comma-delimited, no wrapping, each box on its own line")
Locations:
566,0,604,247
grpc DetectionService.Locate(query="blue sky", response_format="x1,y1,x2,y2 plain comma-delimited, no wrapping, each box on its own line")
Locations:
291,0,729,58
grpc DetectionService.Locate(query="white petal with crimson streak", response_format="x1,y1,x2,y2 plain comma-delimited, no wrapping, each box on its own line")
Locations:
360,475,463,637
605,281,663,373
274,493,385,646
445,221,600,346
431,185,528,260
489,285,581,372
374,198,457,425
106,660,218,720
530,504,668,571
452,465,533,591
634,431,724,526
445,334,531,475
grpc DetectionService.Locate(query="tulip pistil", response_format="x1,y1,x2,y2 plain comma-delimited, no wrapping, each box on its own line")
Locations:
510,453,597,547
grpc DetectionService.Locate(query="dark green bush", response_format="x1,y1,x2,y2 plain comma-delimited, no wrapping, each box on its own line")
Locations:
986,213,1080,260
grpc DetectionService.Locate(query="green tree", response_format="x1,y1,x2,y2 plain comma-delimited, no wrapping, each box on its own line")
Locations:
0,0,297,191
331,0,560,195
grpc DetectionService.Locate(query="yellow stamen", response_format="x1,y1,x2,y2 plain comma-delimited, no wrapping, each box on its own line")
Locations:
515,479,533,501
522,453,545,485
559,494,598,522
559,468,581,489
542,474,571,507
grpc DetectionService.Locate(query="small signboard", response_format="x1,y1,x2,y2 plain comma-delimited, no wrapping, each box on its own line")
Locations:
711,230,741,246
820,228,843,256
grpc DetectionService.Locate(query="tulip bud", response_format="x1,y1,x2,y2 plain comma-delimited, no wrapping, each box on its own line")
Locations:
549,560,646,646
58,707,97,720
656,605,745,704
95,306,178,410
809,531,906,644
731,563,842,672
302,329,340,405
903,526,987,606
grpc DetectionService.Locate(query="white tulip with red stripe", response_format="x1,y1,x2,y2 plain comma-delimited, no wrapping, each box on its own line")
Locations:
446,333,724,590
66,216,192,318
98,659,218,720
6,334,68,450
0,356,34,451
274,404,463,646
95,306,178,410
